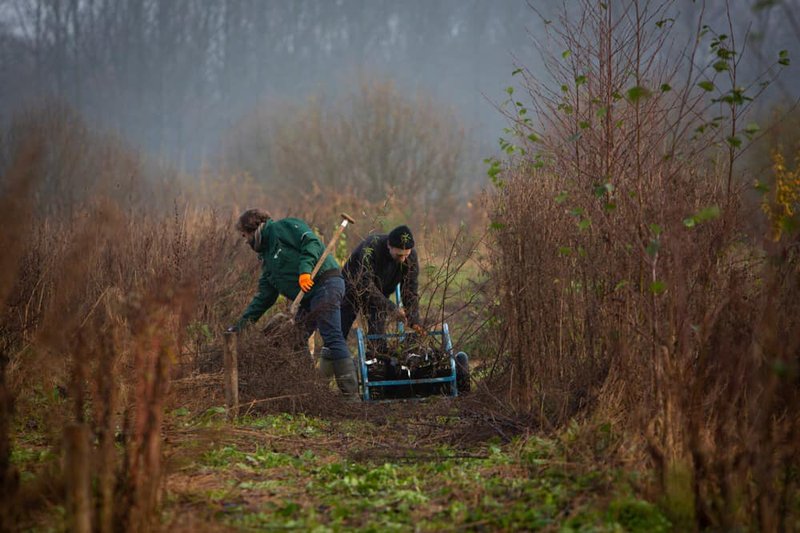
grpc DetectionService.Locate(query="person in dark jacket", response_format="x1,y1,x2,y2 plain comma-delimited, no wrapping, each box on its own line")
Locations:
340,225,422,348
229,208,358,395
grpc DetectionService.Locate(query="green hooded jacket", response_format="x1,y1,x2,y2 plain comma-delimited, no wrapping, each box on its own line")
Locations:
238,218,340,328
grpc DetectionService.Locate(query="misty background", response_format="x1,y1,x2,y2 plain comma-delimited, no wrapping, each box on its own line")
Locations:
0,0,798,180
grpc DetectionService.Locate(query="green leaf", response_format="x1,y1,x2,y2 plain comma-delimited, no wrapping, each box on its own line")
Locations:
561,84,569,93
698,80,715,92
570,207,584,217
684,206,721,227
593,182,614,197
778,49,790,66
486,159,502,182
579,120,590,129
555,191,568,204
649,223,662,237
711,36,727,49
779,214,799,234
753,180,770,194
578,218,592,231
489,221,506,231
646,240,660,257
596,106,608,118
527,132,540,143
726,135,742,148
512,67,523,76
558,246,572,256
717,87,750,105
562,50,572,59
713,60,730,72
744,122,760,136
660,83,672,92
604,202,617,212
626,86,652,102
506,86,514,95
649,280,667,295
655,18,674,28
695,206,721,222
575,74,587,86
716,48,734,60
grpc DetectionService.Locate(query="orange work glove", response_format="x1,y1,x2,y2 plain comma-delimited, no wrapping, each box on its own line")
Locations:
298,273,314,293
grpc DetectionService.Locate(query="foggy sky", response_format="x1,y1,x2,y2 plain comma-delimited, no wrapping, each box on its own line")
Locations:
0,0,797,173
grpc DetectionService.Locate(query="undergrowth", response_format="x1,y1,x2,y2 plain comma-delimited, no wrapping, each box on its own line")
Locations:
153,409,669,532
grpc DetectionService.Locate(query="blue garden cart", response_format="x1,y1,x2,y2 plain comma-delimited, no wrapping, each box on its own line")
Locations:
354,286,469,401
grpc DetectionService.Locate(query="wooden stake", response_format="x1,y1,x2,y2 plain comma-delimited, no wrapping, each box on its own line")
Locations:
223,332,239,419
64,423,91,533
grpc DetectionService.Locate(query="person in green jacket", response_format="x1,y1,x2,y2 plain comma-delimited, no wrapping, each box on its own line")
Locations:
228,208,358,396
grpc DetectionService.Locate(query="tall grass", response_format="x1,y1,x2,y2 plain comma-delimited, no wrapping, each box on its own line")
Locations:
0,109,212,530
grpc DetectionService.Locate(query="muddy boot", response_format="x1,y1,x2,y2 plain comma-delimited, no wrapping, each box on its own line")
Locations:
332,358,359,399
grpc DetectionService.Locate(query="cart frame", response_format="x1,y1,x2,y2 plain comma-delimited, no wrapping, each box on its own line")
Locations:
355,323,459,401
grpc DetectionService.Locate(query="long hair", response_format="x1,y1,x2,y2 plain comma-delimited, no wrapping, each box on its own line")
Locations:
235,208,271,233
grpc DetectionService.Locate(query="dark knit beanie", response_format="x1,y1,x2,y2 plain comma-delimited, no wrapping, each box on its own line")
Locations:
388,225,415,249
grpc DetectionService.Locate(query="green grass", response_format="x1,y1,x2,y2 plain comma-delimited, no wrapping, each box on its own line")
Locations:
163,412,670,531
8,403,671,532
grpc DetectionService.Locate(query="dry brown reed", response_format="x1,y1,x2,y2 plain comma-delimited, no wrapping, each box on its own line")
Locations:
0,128,44,533
0,106,210,530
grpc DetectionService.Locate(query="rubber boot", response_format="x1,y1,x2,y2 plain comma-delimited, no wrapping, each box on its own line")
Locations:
319,357,335,379
332,358,359,399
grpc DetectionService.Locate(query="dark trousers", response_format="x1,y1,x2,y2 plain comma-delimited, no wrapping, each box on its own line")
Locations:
295,276,351,361
340,292,393,353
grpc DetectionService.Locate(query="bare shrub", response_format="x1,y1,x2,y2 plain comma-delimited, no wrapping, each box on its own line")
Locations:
0,106,207,530
0,102,180,217
0,128,44,532
488,0,798,529
234,329,336,415
219,78,474,220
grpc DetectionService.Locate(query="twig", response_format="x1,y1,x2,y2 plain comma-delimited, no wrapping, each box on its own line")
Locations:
79,286,110,329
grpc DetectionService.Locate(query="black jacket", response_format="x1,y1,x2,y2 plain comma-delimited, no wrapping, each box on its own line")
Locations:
342,233,420,324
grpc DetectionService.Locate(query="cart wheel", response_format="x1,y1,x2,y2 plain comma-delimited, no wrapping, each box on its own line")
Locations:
455,352,470,394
